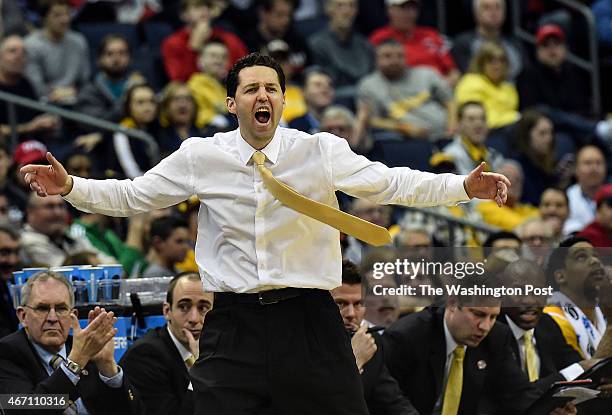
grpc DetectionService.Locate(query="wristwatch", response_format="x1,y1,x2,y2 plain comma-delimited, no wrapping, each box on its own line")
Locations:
64,358,83,376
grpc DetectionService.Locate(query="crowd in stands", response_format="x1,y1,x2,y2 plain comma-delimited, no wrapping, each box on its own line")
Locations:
2,0,612,413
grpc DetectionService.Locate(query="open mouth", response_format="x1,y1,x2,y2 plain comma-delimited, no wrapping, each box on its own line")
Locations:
589,268,606,282
255,108,271,125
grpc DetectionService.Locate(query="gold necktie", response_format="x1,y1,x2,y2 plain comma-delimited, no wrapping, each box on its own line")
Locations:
185,354,196,368
441,347,465,415
251,151,391,246
524,331,538,381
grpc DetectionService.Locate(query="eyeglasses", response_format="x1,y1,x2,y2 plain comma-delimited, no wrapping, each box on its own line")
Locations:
23,304,72,317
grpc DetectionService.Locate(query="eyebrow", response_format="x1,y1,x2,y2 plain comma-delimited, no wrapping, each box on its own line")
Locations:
242,82,279,90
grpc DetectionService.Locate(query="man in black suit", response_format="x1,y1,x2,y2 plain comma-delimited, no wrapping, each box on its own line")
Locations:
382,278,576,415
330,260,418,415
0,270,142,415
120,272,214,415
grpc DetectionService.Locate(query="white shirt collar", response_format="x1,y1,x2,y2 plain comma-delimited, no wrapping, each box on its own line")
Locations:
505,315,534,341
166,325,193,362
443,317,463,357
235,128,281,166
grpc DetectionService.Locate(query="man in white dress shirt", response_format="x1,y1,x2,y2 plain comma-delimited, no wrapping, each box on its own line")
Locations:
22,53,510,414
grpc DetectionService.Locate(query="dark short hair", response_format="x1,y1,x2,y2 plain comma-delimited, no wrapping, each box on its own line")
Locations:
546,236,592,289
257,0,300,12
149,216,189,241
181,0,214,11
123,82,155,119
303,65,334,86
166,271,202,305
39,0,70,18
342,259,362,285
457,100,485,120
225,52,286,98
97,34,131,58
482,231,521,257
540,187,569,206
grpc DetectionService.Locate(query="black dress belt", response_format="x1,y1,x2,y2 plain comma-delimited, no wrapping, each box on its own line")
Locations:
214,287,322,305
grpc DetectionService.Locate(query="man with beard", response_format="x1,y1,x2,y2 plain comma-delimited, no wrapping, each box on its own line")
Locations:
0,225,20,338
77,34,144,123
544,237,609,359
120,272,214,415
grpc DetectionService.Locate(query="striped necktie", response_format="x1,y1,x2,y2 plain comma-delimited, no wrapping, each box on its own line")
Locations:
50,355,79,415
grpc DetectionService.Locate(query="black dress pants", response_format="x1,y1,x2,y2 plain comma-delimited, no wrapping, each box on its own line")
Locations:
191,288,370,415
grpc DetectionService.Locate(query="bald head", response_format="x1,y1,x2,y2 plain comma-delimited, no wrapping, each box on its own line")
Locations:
0,35,26,79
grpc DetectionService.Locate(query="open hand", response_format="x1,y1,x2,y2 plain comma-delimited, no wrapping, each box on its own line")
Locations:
463,162,511,207
20,152,72,197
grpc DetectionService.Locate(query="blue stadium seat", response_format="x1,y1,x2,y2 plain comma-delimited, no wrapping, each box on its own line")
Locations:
143,21,174,51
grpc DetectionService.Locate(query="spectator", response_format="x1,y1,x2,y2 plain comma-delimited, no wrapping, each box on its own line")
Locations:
77,34,144,123
370,0,459,86
331,260,418,415
142,216,191,278
514,109,572,205
112,83,159,179
0,142,27,214
564,145,607,235
539,187,570,241
577,184,612,247
0,225,20,338
476,160,539,230
0,271,143,413
344,199,394,265
516,217,554,266
158,82,202,157
188,40,233,133
162,0,247,82
120,272,214,415
320,105,364,151
242,0,310,75
308,0,375,99
441,101,504,175
545,237,608,358
10,140,50,211
24,0,90,104
455,42,519,130
21,193,113,267
356,40,456,141
288,67,335,134
482,230,522,258
452,0,526,80
0,34,59,140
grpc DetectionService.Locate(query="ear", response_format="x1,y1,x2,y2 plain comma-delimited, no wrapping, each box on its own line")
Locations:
162,302,171,321
226,97,236,115
554,269,565,286
16,307,26,326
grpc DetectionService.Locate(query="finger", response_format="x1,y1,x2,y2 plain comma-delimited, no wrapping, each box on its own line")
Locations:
19,164,49,175
356,324,367,334
486,173,512,187
70,314,82,335
470,162,486,178
46,152,64,171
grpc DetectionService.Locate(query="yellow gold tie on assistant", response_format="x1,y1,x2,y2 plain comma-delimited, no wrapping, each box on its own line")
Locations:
185,354,196,368
441,346,465,415
524,331,539,382
251,151,391,247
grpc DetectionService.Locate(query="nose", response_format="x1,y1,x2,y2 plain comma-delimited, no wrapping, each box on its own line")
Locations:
477,317,494,333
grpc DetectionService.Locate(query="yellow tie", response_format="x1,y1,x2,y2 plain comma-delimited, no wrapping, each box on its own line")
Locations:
524,331,538,381
442,347,465,415
185,354,196,368
251,151,391,246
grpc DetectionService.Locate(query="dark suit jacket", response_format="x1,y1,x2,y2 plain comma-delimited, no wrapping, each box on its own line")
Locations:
499,313,583,392
0,329,143,415
383,307,541,415
362,332,419,415
119,324,193,415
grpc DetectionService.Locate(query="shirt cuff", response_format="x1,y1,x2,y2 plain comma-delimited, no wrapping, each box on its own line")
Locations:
448,174,470,203
559,363,585,381
99,366,123,388
62,176,87,205
60,363,80,385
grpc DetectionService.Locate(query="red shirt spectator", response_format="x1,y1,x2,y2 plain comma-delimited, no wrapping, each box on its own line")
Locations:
578,184,612,247
162,27,247,83
369,26,455,75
